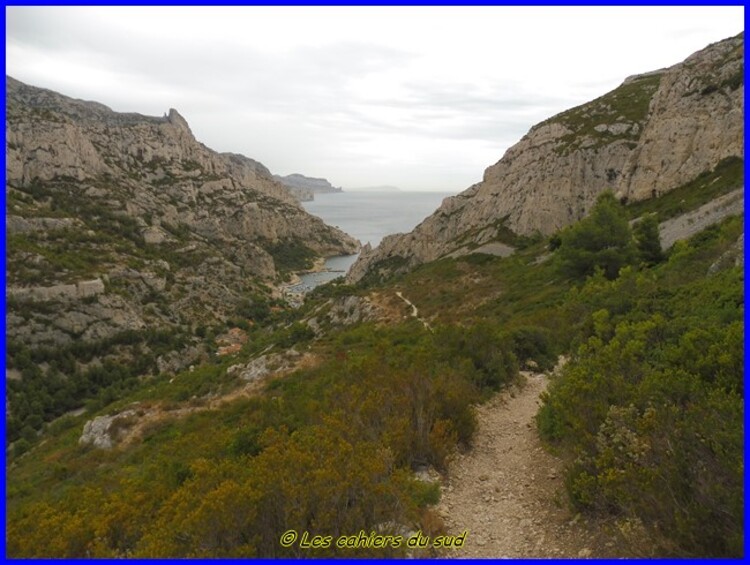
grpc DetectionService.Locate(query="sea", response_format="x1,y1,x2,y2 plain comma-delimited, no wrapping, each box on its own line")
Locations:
289,190,454,292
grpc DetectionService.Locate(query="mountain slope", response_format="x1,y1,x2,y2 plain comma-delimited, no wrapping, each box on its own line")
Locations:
5,76,358,433
348,33,743,283
6,77,358,262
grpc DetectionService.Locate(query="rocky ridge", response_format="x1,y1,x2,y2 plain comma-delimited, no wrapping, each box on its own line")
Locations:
6,76,358,362
348,33,743,283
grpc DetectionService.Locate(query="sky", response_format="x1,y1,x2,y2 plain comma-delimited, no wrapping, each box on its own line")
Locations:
5,6,743,192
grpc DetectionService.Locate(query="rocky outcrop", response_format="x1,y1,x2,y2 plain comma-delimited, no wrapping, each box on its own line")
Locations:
226,349,302,382
348,34,743,283
6,292,147,349
7,278,105,302
325,295,378,326
6,215,80,234
620,40,743,203
79,409,138,449
303,295,383,337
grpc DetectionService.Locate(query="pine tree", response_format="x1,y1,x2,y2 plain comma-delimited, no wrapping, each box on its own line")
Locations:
633,213,664,265
558,191,636,280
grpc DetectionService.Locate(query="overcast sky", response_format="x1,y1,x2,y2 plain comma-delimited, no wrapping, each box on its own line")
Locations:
6,6,743,192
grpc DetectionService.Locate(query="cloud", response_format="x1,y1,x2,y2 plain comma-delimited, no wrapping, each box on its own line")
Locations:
5,6,743,191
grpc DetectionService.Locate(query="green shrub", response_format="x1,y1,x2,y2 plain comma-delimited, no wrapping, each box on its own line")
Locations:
434,323,519,391
228,425,264,457
277,323,315,349
264,239,316,272
236,297,272,324
633,213,664,265
407,479,441,507
557,191,636,280
505,326,557,371
12,439,31,458
539,244,743,556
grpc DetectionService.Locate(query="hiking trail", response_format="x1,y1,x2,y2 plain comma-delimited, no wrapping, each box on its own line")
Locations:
435,369,644,558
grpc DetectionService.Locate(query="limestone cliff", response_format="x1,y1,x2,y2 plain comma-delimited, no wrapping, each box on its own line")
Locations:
273,173,343,201
348,33,743,283
5,76,359,356
279,185,315,202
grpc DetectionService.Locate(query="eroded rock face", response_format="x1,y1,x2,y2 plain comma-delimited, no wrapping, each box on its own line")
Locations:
303,295,383,336
325,295,377,326
6,215,79,234
621,39,744,203
348,34,744,283
7,278,105,302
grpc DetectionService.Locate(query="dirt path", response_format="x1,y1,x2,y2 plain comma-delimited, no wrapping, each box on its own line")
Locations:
395,291,432,331
436,371,636,558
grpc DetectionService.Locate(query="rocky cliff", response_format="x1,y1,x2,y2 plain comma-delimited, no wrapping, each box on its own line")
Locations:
6,76,359,360
348,33,743,283
279,185,315,202
273,173,343,201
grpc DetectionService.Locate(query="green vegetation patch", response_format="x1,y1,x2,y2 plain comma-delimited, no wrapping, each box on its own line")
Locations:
356,254,411,287
538,215,743,557
264,238,317,272
5,328,197,444
7,231,113,285
7,317,520,557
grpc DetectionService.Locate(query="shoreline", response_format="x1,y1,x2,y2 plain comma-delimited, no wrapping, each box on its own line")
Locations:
284,256,329,287
279,254,351,299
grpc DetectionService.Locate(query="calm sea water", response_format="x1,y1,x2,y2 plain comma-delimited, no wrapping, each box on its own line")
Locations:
290,191,453,291
303,191,453,248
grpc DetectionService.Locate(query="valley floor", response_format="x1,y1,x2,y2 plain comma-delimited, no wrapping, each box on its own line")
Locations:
436,370,648,558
